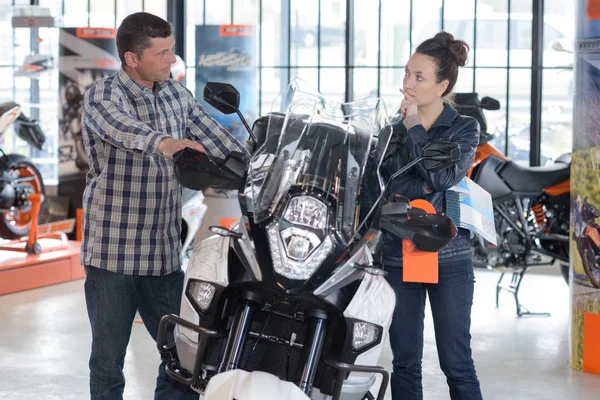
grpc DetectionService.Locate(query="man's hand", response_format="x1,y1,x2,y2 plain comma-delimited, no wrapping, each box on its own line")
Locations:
158,138,205,160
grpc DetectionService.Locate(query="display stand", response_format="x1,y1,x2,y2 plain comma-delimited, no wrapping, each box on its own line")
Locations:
0,205,83,296
0,193,69,255
0,240,82,296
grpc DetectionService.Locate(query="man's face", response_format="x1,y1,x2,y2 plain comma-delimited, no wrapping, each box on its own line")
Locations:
126,35,177,84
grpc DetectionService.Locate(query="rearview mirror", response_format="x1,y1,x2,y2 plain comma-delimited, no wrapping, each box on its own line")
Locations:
422,142,461,172
203,82,241,114
480,96,500,111
203,82,258,151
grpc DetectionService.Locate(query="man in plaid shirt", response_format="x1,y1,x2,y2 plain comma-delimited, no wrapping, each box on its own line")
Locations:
81,12,246,400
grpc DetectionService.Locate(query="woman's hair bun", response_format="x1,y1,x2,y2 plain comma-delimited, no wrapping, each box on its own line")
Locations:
434,31,469,67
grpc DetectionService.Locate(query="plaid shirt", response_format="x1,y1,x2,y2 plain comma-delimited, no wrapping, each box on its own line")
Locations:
81,68,245,276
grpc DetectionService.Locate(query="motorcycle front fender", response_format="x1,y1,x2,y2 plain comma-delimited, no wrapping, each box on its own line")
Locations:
203,369,311,400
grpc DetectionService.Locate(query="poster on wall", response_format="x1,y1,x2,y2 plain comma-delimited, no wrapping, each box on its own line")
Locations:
195,25,257,145
58,27,119,177
570,0,600,375
570,148,600,374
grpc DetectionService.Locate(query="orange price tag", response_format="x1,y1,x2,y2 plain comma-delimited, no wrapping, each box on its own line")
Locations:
402,199,439,284
588,0,600,20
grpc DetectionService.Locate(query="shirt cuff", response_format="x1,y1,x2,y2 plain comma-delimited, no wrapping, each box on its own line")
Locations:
147,133,171,155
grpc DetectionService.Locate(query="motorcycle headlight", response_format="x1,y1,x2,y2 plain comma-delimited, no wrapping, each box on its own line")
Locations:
187,281,216,312
352,321,381,351
267,195,333,280
283,196,328,229
268,224,333,280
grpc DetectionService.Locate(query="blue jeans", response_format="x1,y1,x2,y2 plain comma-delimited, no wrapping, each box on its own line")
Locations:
84,266,198,400
385,259,482,400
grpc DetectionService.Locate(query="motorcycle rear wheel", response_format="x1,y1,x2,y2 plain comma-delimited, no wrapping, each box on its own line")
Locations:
0,154,45,240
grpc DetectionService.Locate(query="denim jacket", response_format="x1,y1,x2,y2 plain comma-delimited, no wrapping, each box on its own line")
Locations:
380,103,480,267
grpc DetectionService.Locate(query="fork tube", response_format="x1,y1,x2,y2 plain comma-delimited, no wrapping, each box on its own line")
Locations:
296,310,328,396
218,299,255,372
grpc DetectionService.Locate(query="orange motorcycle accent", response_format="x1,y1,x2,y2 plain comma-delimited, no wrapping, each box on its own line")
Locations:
532,202,547,229
544,179,570,197
468,143,507,178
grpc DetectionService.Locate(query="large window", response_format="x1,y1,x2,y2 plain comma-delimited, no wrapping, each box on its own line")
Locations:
0,0,575,181
186,0,573,166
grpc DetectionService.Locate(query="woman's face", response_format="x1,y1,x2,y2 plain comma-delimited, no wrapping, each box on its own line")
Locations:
402,53,449,106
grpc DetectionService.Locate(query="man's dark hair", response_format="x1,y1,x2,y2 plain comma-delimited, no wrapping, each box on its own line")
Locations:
116,12,173,65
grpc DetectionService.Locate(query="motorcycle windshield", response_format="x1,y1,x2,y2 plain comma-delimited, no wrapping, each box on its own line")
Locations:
246,79,391,243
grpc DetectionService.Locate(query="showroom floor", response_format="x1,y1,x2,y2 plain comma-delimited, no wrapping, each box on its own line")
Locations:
1,266,600,400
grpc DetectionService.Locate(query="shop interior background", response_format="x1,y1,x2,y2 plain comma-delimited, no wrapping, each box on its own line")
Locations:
0,0,575,187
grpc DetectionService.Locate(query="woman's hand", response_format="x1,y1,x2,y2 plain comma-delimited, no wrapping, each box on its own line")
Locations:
400,88,421,129
399,88,418,118
423,182,433,194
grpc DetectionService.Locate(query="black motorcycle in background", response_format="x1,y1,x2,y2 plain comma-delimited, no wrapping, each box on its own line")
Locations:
455,93,571,315
0,102,46,240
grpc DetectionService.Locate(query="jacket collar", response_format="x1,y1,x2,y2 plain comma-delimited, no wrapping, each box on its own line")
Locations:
393,102,458,134
430,102,458,129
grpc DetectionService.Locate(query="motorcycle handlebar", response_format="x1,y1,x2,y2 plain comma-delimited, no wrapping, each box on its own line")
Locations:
173,147,247,191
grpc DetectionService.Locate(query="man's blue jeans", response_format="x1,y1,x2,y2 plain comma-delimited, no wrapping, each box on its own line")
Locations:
84,266,198,400
384,259,483,400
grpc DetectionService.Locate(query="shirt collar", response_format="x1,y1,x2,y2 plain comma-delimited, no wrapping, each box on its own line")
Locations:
117,67,166,96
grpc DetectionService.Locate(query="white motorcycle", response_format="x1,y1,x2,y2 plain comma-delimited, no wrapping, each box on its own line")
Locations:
157,80,461,400
181,187,207,269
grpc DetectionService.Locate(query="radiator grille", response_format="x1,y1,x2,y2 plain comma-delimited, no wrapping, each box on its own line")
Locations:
209,307,339,390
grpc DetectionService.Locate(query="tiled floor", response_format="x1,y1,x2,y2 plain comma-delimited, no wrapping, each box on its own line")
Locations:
1,265,600,399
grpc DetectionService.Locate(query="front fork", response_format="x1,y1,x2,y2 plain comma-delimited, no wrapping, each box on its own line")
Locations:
218,295,328,398
218,297,257,373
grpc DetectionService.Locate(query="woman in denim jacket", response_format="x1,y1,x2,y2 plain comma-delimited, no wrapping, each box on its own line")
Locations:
382,31,483,400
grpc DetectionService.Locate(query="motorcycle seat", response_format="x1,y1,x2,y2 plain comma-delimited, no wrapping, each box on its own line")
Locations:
499,159,570,193
554,153,571,165
0,101,18,116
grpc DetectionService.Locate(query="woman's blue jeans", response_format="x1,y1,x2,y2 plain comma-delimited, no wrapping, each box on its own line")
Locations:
385,258,483,400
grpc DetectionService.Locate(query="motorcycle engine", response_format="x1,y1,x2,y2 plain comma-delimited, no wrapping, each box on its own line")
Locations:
503,228,527,255
474,209,529,269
